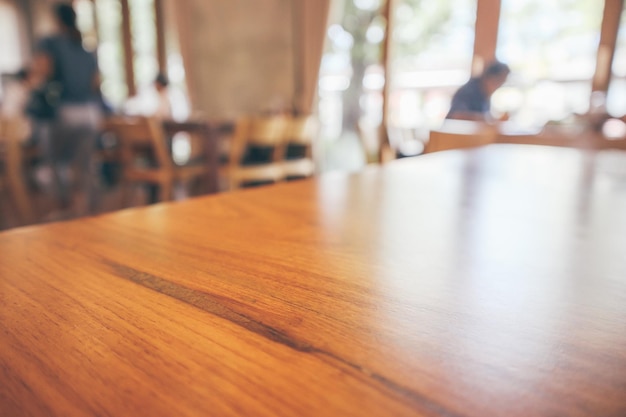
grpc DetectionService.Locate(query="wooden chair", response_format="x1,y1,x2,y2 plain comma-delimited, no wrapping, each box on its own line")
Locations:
424,120,498,154
107,116,209,206
282,115,317,179
0,117,36,226
226,115,289,190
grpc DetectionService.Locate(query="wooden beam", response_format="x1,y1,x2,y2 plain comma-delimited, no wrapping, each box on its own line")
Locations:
155,0,167,76
472,0,501,75
120,0,136,96
592,0,624,93
291,0,303,114
378,0,396,163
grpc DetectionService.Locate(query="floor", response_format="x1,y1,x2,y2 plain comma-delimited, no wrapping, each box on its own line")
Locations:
0,132,370,231
0,178,149,231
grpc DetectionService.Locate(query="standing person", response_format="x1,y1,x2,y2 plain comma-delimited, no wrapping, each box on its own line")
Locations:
446,61,510,122
34,2,102,215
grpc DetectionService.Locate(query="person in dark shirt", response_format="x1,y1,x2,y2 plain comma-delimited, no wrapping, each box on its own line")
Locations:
446,61,510,122
33,2,102,214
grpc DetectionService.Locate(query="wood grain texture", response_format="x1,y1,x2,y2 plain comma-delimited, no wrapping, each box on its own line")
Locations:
1,144,626,417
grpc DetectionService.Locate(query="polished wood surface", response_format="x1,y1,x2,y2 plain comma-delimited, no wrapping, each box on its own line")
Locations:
1,144,626,417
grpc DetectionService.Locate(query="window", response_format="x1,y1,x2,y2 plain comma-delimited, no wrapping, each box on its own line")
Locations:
317,0,477,163
95,0,127,107
317,0,384,143
129,0,157,90
0,1,24,99
74,0,98,51
389,0,477,129
495,0,603,127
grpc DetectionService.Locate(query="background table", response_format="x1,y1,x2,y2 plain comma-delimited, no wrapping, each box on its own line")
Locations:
1,144,625,417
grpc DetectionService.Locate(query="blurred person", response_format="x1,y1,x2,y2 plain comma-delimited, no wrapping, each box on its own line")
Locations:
124,72,173,119
34,2,102,214
154,73,172,119
446,61,510,122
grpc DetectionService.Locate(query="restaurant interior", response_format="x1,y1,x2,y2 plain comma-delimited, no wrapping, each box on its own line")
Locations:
1,0,625,229
1,1,626,416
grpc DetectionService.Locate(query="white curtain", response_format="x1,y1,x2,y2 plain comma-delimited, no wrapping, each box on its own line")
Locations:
174,0,329,119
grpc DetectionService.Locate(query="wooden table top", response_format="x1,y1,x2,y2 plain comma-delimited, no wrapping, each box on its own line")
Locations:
1,144,625,417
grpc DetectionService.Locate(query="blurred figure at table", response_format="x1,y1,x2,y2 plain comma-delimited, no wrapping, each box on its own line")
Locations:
446,61,510,122
124,72,173,119
33,2,103,214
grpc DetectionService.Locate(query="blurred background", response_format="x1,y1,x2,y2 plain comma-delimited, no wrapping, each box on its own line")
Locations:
1,0,625,229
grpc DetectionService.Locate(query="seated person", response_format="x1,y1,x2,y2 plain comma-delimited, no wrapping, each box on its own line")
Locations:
124,73,172,119
446,61,510,122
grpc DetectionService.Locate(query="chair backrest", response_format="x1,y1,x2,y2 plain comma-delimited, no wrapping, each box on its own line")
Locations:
285,115,316,160
286,116,316,144
425,120,497,154
107,116,173,170
229,115,289,167
249,115,289,146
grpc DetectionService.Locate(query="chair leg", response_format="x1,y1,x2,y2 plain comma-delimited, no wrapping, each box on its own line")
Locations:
6,173,35,225
228,176,239,191
158,181,173,202
6,143,35,225
121,181,134,208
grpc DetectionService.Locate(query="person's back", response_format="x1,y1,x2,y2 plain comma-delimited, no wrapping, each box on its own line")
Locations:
38,34,98,105
446,77,488,120
446,61,510,122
